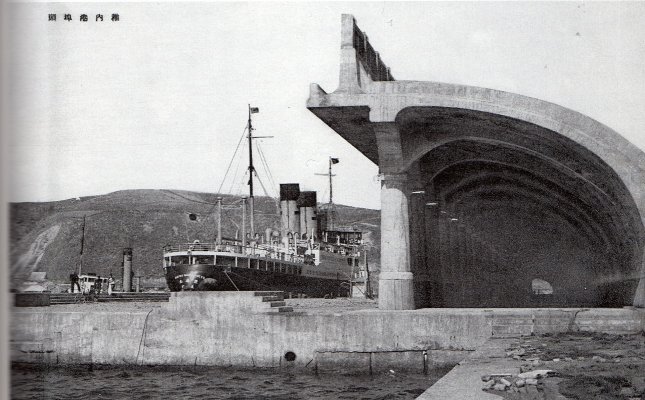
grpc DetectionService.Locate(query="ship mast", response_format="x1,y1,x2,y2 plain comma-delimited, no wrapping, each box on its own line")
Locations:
246,105,272,241
327,157,334,230
316,157,339,231
78,214,86,275
247,105,256,240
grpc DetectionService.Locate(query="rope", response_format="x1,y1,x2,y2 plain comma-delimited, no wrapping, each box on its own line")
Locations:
223,271,240,291
135,308,154,365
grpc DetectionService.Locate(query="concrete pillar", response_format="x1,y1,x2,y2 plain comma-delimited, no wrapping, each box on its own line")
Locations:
378,173,415,310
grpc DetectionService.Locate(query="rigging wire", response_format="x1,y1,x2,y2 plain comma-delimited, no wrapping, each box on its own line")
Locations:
255,146,274,197
216,125,248,196
255,141,280,213
235,170,250,197
163,190,218,206
227,155,244,196
254,171,272,201
255,141,278,197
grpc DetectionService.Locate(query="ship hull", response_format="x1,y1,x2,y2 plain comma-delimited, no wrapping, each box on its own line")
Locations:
165,264,349,298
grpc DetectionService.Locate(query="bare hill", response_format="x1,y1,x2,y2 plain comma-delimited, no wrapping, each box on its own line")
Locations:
10,190,381,286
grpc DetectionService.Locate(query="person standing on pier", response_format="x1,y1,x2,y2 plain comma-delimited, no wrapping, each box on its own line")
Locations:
107,274,114,295
70,271,80,293
95,276,102,295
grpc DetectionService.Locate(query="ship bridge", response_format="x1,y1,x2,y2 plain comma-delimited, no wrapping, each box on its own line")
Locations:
307,14,645,310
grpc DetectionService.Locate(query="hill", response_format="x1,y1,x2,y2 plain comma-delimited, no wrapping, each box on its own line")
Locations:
9,189,381,287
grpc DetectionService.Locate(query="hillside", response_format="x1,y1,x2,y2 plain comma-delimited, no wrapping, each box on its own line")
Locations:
9,190,381,287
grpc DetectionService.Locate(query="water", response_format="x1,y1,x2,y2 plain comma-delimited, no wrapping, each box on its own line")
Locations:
12,364,450,399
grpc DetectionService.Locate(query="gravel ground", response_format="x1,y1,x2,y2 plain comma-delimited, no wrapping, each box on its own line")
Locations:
490,332,645,399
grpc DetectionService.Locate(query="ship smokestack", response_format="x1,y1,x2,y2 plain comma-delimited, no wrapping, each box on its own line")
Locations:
298,191,317,239
279,183,300,236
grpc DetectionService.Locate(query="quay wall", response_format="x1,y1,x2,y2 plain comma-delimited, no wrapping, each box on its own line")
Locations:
11,293,645,372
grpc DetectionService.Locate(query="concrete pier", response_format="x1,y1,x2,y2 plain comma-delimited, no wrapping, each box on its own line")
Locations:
10,292,645,370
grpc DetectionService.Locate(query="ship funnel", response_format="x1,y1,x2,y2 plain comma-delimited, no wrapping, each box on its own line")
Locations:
122,248,133,292
298,191,317,239
279,184,300,236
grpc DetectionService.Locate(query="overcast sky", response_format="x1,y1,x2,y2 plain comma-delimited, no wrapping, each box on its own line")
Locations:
8,2,645,209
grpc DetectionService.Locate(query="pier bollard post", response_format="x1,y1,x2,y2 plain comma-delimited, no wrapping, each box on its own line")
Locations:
378,173,415,310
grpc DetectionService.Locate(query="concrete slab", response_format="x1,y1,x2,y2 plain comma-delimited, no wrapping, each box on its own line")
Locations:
417,338,521,400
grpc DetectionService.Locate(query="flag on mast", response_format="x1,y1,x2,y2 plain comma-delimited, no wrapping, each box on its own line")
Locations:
250,107,259,114
331,157,340,164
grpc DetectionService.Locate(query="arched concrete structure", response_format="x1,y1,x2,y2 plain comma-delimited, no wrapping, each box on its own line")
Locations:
307,14,645,310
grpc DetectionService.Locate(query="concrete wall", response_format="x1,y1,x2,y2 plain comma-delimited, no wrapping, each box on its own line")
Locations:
10,292,645,371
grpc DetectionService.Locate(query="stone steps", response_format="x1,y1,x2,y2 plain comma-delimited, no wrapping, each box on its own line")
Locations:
254,291,285,299
253,291,292,313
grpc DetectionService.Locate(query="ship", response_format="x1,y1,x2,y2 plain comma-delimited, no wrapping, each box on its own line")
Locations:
162,106,373,298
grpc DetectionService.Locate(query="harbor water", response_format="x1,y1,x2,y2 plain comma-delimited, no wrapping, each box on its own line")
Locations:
12,364,450,399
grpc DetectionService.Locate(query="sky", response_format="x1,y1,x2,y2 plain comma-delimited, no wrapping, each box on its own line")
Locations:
7,2,645,210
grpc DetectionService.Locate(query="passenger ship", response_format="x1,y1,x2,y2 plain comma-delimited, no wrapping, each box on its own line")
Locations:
162,106,371,298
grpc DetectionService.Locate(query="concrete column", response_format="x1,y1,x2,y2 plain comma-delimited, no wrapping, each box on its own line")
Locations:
378,173,415,310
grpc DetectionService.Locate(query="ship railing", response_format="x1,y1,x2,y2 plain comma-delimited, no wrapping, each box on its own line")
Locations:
163,243,241,253
163,243,309,263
